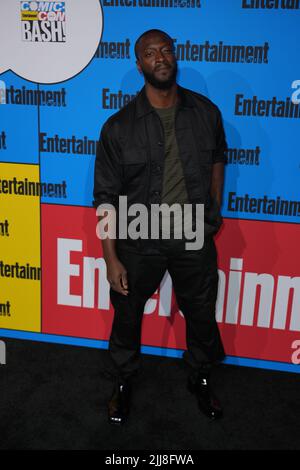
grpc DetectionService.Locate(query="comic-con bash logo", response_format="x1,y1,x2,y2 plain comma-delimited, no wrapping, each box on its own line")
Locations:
20,2,66,42
0,0,102,83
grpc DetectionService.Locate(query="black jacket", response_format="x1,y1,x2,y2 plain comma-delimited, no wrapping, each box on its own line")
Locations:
93,83,227,254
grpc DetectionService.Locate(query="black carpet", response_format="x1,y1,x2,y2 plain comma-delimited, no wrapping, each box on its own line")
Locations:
0,337,299,450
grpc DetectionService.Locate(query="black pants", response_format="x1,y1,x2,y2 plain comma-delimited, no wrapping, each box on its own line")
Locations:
108,236,225,382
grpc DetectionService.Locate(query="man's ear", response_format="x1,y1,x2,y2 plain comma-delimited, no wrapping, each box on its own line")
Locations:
136,60,142,75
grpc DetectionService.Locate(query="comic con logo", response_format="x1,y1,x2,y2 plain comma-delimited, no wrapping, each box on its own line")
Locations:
20,1,66,42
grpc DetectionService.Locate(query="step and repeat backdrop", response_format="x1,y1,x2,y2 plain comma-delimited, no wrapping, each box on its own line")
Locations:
0,0,299,373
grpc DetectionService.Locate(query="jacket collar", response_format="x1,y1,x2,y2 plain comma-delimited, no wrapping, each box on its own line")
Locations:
136,83,195,119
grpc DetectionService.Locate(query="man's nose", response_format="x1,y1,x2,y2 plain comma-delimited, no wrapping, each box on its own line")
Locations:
155,50,165,62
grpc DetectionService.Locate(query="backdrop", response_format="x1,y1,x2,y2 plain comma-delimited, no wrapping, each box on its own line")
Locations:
0,0,299,373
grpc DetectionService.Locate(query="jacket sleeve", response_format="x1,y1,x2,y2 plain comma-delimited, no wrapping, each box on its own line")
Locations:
93,121,123,210
212,108,227,164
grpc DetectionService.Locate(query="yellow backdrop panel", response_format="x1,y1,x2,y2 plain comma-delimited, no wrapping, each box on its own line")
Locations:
0,163,41,332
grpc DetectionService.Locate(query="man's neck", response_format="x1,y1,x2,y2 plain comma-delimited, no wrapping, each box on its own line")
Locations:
145,82,179,109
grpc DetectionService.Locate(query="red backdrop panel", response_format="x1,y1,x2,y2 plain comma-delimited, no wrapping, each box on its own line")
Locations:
41,204,300,364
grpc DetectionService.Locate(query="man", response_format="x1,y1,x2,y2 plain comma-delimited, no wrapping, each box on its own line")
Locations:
93,29,227,424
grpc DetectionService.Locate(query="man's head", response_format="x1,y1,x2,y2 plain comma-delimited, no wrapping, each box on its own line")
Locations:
135,29,177,90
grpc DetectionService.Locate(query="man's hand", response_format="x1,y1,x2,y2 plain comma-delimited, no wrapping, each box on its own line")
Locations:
107,257,129,296
96,209,129,296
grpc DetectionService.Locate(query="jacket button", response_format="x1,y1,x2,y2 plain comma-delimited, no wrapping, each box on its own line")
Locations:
158,141,163,146
157,166,161,171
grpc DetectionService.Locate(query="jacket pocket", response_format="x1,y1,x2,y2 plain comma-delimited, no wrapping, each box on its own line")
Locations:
121,147,148,191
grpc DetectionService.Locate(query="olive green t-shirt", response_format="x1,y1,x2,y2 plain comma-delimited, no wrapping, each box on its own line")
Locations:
153,104,189,235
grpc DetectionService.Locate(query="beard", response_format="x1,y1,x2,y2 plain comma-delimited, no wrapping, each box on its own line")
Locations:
141,61,178,90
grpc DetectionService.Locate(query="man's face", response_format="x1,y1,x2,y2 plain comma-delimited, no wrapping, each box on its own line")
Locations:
136,33,177,90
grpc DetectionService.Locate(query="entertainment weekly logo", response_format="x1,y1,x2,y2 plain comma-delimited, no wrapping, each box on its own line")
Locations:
56,238,300,365
57,238,300,334
20,1,66,42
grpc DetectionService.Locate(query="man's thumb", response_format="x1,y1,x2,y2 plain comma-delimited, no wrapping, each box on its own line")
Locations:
121,272,128,289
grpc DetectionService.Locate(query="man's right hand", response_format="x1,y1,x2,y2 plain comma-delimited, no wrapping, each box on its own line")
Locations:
96,210,129,295
106,257,129,296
